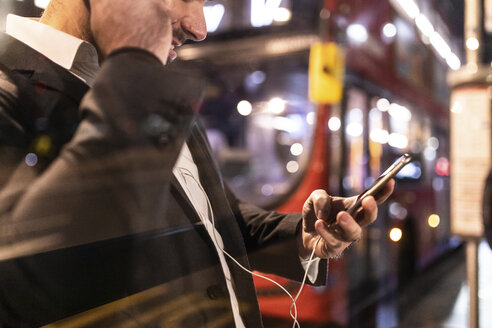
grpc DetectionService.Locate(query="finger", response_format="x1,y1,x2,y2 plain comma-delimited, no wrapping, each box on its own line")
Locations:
315,212,362,258
332,195,356,213
336,211,363,241
374,179,395,204
310,190,332,222
356,196,378,226
318,212,362,244
314,220,350,258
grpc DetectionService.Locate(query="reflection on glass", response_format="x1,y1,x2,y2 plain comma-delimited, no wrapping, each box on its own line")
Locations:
203,97,315,207
235,98,314,206
197,53,314,208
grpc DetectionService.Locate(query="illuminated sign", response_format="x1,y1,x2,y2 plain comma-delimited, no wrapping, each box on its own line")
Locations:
204,4,225,32
251,0,291,27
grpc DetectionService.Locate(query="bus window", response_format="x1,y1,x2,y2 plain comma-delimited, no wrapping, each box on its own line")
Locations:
199,57,317,209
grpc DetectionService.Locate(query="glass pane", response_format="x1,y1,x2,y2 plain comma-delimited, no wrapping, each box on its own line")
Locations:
200,57,316,208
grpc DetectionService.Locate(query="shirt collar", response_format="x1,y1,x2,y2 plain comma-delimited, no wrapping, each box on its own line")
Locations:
5,14,99,86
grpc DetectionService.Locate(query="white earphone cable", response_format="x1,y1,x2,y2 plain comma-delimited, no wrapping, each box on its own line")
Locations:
179,168,321,328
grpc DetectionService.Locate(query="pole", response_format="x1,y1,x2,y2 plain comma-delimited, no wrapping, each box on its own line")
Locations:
465,0,482,66
463,1,483,326
466,239,479,328
465,0,482,65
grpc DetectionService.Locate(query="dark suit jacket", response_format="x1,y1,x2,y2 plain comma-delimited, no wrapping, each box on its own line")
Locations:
0,33,327,327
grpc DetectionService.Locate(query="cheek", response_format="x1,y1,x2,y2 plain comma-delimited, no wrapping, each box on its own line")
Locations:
167,0,183,20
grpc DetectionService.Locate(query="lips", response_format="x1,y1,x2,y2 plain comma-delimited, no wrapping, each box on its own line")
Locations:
168,41,182,62
169,47,177,62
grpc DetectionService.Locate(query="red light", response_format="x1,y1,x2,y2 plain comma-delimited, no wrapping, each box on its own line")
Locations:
435,157,450,176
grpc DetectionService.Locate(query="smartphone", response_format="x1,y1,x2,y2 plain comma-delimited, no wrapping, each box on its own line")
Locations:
330,153,413,227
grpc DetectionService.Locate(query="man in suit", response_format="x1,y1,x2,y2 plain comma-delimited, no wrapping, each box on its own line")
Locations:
0,0,394,326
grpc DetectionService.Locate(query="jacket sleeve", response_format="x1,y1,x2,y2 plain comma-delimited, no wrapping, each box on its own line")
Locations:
0,49,203,265
225,185,328,285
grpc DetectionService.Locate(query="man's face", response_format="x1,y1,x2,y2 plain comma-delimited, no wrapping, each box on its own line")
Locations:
167,0,207,62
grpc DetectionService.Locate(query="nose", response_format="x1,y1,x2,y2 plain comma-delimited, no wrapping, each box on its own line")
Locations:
181,6,207,42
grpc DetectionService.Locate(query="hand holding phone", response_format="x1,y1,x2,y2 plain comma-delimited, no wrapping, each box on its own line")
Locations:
329,154,412,228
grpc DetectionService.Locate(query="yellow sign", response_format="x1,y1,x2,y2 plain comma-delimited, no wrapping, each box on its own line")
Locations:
308,42,345,104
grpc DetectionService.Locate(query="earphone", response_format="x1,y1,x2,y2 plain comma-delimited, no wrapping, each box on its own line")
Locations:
212,232,321,328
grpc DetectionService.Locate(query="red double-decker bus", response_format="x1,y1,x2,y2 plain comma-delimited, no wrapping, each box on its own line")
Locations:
175,0,461,326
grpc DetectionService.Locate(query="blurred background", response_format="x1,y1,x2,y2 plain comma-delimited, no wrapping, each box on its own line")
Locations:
2,0,491,327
